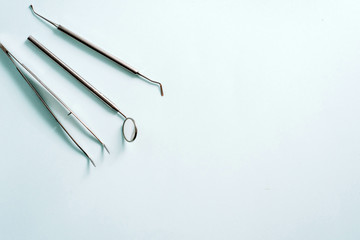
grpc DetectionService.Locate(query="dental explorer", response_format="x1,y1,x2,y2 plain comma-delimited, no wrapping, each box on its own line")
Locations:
29,5,164,96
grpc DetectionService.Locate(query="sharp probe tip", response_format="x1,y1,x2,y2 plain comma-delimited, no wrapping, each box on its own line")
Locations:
138,73,164,96
160,84,164,96
28,4,59,28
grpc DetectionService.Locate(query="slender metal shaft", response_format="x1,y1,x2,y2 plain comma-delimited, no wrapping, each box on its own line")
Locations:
3,45,109,154
28,35,127,119
30,4,164,96
0,43,96,167
20,63,110,154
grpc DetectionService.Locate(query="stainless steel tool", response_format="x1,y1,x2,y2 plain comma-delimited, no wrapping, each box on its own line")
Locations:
28,36,138,142
30,4,164,96
0,42,109,166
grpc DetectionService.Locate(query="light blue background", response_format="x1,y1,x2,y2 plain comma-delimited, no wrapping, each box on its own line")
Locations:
1,0,360,239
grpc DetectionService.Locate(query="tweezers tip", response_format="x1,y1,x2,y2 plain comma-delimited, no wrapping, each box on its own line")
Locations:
90,159,96,167
84,152,96,167
103,144,110,154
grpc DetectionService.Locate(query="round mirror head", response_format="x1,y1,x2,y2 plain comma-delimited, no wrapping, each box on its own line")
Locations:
122,117,137,142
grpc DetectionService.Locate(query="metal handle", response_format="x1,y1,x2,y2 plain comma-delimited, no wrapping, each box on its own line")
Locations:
29,5,164,96
28,35,126,118
58,25,139,74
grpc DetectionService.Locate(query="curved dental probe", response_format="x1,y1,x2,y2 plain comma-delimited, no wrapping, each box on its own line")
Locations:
30,4,164,96
0,43,109,167
28,36,138,143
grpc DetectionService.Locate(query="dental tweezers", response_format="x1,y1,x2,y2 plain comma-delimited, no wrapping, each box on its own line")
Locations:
30,5,164,96
0,43,108,167
28,36,138,142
